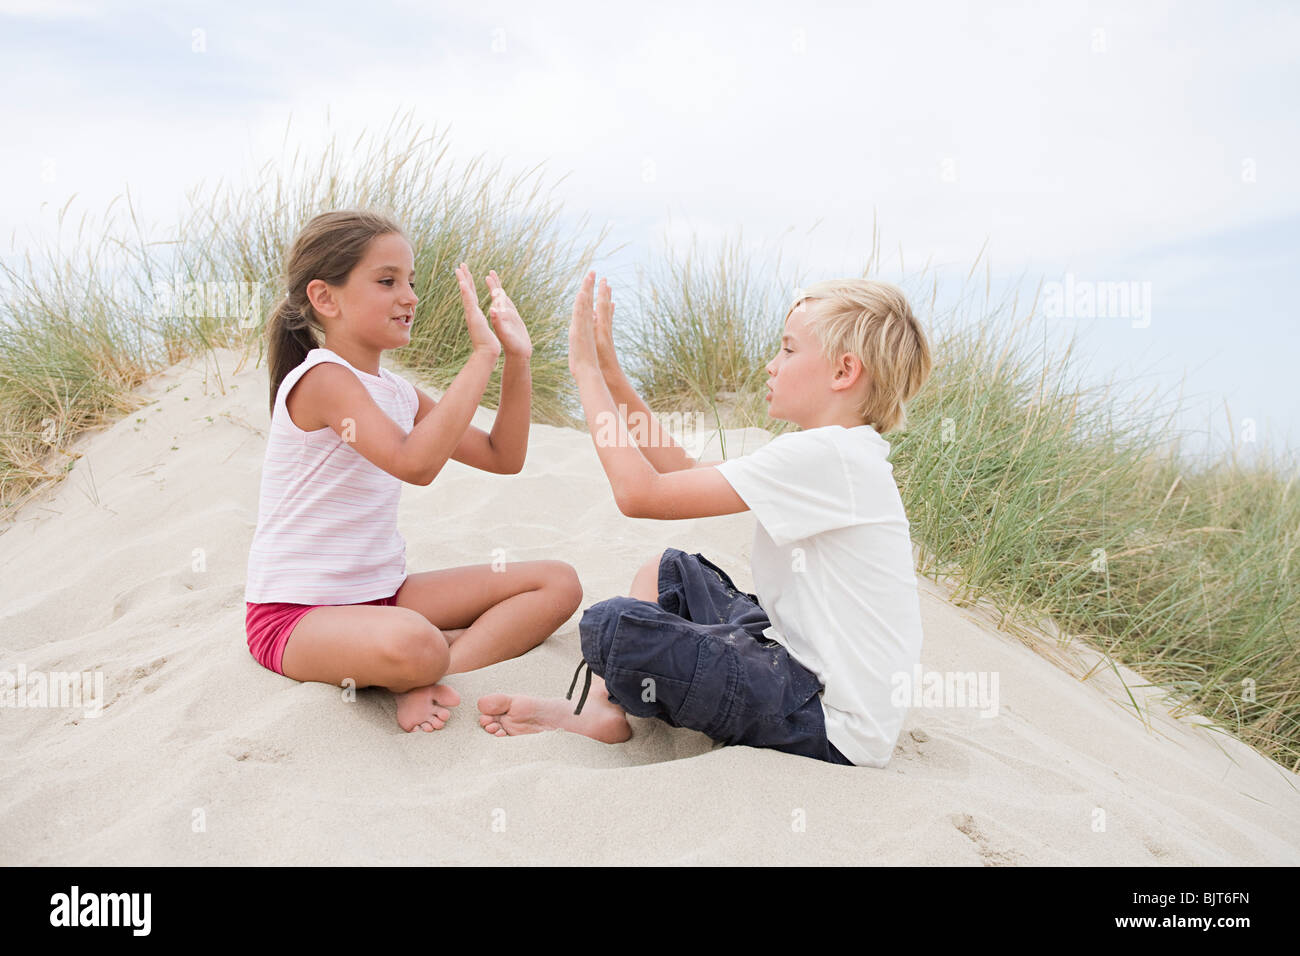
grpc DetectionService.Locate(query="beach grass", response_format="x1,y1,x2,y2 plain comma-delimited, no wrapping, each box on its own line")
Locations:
1,112,1296,770
893,284,1299,769
172,109,613,424
0,109,609,517
0,196,161,511
619,230,795,441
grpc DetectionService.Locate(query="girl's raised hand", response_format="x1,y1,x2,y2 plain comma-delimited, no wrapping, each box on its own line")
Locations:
455,263,502,358
484,270,532,359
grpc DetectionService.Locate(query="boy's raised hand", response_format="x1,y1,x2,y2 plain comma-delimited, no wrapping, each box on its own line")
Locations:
592,276,621,378
568,271,600,377
454,263,502,357
484,270,532,359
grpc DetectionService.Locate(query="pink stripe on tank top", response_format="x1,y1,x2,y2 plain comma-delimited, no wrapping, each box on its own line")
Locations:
243,348,419,605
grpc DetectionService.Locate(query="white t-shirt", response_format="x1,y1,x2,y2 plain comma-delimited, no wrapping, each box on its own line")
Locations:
714,425,923,767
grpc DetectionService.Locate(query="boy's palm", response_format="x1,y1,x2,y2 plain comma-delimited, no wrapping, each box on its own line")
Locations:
592,278,621,375
569,272,599,377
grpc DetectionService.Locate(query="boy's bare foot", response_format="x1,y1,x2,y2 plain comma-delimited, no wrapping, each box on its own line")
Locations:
476,691,632,744
395,682,461,733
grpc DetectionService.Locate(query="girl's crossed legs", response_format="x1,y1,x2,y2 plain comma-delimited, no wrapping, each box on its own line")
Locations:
280,559,582,733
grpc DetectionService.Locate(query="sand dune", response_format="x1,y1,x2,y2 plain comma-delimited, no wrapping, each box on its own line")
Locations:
2,346,1297,865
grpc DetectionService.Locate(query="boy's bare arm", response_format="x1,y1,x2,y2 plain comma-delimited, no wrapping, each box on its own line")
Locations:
601,366,715,472
572,273,745,519
574,365,746,519
592,279,720,472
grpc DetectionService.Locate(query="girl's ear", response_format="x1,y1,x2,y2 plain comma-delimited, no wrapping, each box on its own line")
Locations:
307,278,340,320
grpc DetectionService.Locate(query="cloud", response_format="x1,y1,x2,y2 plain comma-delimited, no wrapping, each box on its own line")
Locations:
5,2,1297,266
0,0,101,19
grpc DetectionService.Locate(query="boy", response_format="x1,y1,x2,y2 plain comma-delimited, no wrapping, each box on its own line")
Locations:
477,271,932,767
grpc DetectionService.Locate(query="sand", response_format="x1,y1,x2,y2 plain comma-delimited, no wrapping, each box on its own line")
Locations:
1,346,1297,865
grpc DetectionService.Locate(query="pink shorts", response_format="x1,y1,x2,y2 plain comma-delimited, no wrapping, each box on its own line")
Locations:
245,591,401,676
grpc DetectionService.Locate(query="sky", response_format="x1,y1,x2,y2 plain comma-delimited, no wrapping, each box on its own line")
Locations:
2,0,1298,460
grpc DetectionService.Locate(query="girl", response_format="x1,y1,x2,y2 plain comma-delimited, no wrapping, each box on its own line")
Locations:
244,209,582,734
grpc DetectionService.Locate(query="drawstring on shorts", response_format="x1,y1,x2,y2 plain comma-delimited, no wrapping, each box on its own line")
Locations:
566,658,594,715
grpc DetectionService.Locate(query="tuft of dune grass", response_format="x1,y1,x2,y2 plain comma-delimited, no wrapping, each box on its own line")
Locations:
0,194,160,513
174,108,615,424
892,284,1299,769
619,229,802,458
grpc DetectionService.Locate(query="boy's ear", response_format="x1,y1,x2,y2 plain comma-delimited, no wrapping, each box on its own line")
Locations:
831,353,868,393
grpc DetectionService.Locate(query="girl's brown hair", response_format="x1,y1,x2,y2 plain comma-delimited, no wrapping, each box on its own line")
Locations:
265,209,407,416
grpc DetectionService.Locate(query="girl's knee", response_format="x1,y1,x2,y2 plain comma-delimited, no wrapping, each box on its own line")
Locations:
382,616,449,684
541,559,583,616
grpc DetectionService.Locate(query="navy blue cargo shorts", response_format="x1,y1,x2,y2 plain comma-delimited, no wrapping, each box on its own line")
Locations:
576,547,853,765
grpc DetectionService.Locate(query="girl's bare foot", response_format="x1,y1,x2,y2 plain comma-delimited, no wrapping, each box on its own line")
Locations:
476,691,631,743
395,682,461,733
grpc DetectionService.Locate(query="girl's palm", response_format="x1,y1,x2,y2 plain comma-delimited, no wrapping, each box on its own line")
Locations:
454,263,501,355
484,270,532,358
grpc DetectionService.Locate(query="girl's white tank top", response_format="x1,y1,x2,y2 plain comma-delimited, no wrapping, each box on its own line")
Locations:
244,348,419,605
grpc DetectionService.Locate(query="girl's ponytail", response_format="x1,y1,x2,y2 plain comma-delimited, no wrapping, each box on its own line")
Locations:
266,295,321,417
265,209,406,417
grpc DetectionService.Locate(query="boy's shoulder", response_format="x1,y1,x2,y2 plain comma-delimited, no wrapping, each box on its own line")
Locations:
750,424,888,461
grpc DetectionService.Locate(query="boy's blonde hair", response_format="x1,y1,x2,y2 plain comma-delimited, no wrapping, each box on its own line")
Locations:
787,278,932,434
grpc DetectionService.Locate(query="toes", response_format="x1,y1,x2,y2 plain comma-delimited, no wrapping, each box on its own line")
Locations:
477,692,511,716
431,683,462,708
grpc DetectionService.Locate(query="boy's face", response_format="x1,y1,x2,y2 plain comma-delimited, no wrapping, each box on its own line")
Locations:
764,301,840,426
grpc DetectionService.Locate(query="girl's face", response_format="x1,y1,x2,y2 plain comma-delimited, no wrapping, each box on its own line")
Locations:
764,302,837,426
331,232,419,346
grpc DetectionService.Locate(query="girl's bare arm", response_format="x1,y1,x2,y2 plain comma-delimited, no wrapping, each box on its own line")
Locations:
305,262,503,486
